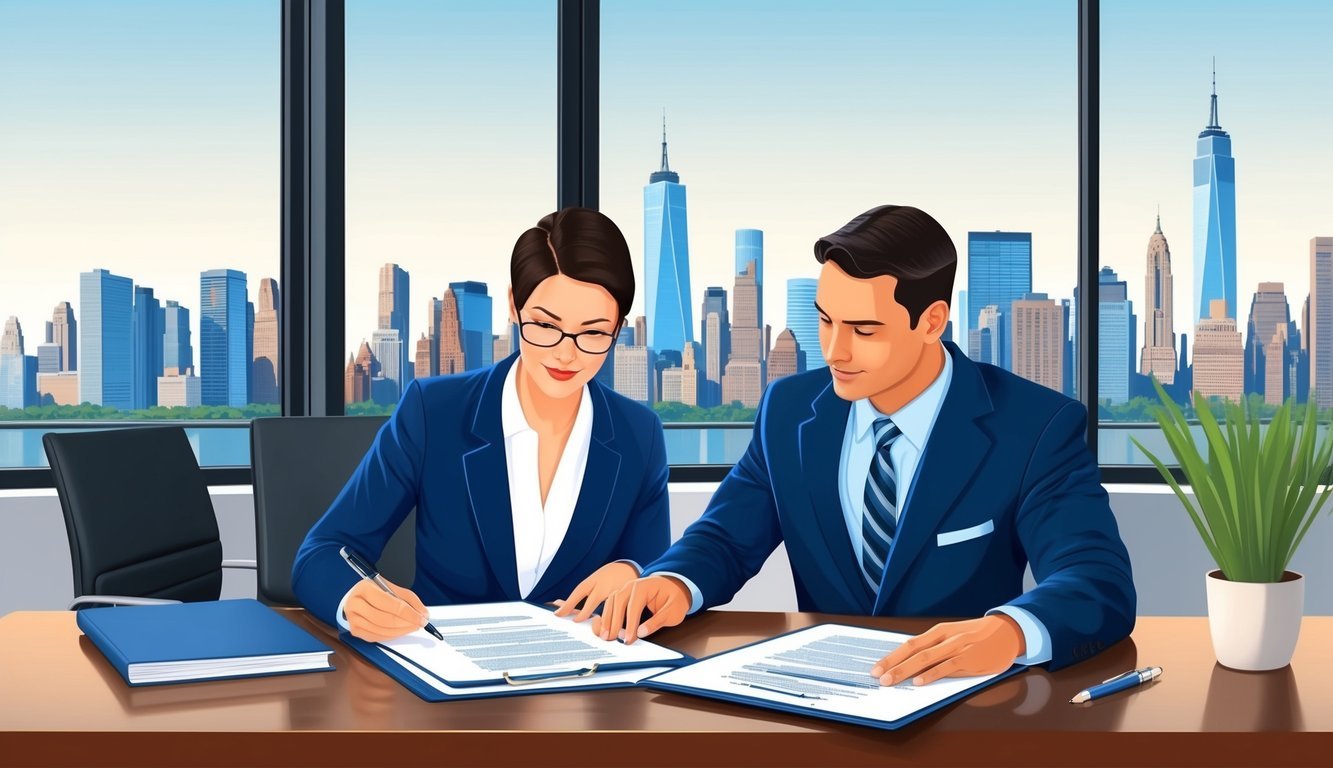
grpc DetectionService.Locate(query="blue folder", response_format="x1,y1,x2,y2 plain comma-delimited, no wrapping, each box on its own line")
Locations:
339,630,693,702
77,598,334,687
641,623,1028,731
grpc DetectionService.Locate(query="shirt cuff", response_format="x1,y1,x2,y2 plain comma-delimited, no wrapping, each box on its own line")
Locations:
613,559,643,576
335,585,355,632
652,571,704,615
987,605,1053,665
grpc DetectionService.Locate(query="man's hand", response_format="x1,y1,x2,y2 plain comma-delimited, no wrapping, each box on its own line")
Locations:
344,578,430,643
553,562,641,623
589,575,691,644
870,614,1026,686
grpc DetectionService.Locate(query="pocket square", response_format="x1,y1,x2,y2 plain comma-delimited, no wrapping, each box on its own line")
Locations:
936,519,995,547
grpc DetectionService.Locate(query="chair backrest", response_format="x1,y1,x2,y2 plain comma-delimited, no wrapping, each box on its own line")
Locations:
250,416,416,606
43,427,224,604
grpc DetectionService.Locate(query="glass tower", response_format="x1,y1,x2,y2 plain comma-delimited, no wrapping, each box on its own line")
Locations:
1193,64,1238,320
449,281,493,371
131,285,163,409
644,118,693,356
162,301,193,375
785,278,823,371
967,231,1032,371
78,269,134,409
200,269,249,407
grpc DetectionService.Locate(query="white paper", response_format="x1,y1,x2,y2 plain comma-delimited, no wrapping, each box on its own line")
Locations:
384,651,675,697
378,601,684,685
645,624,1005,724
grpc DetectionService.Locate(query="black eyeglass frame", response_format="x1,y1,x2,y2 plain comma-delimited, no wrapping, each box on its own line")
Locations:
517,319,622,355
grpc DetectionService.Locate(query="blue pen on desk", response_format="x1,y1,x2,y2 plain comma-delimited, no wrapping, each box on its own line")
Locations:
1070,666,1162,703
339,546,444,641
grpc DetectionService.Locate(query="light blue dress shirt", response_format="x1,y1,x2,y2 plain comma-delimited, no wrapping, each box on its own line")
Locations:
663,347,1052,666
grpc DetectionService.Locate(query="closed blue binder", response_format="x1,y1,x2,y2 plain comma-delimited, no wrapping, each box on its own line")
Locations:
641,623,1028,731
77,598,334,687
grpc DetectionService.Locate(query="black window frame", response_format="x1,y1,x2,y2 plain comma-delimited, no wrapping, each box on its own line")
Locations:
0,0,1178,489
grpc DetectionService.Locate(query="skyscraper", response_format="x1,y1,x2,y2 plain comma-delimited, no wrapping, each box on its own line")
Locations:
1140,214,1177,385
437,289,466,375
660,341,700,406
200,269,249,407
79,269,133,409
969,305,1002,366
131,285,163,409
967,231,1032,371
614,344,654,405
1193,299,1244,403
1244,282,1291,401
643,119,693,355
722,359,764,408
371,328,402,403
378,264,411,385
700,288,729,408
0,317,38,409
252,278,280,404
767,329,804,384
1193,63,1238,320
426,297,442,377
449,281,493,371
1310,237,1333,408
1098,269,1133,404
414,333,432,380
50,302,75,372
735,229,763,334
162,301,193,377
1012,294,1064,394
344,342,378,405
786,278,822,371
731,262,763,365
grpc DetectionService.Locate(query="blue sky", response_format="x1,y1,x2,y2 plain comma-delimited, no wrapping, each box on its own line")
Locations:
2,0,1329,370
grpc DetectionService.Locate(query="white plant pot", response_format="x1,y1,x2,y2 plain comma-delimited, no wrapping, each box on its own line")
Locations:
1204,569,1304,671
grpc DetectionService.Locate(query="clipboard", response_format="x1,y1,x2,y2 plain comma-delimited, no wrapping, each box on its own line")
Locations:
640,623,1028,731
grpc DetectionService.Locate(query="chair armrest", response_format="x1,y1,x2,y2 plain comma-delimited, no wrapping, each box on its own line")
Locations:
222,559,258,570
68,595,183,610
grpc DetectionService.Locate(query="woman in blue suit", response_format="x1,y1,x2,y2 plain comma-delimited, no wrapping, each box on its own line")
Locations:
293,208,669,642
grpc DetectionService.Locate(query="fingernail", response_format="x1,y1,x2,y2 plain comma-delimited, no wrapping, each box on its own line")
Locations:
879,674,893,686
870,666,882,676
637,626,649,638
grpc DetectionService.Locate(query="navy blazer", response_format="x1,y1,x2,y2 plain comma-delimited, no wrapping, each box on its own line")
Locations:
292,353,671,628
644,341,1136,670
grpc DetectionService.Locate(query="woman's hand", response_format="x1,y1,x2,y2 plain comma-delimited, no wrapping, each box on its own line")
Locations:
344,578,430,643
552,562,640,623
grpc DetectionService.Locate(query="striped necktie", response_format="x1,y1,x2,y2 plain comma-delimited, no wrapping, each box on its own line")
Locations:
861,417,902,595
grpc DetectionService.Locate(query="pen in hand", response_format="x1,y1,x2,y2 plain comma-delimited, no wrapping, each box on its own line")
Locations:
339,546,444,641
1070,666,1161,703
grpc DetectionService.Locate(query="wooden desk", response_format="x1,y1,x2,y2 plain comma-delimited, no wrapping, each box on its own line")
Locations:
1,611,1329,768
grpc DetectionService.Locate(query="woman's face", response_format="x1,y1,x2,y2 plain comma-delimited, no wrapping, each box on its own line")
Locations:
509,274,621,400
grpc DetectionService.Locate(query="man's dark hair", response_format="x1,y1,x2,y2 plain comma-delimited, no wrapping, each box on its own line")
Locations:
511,207,635,323
813,205,957,329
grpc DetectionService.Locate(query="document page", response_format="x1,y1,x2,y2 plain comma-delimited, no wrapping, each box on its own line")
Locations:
380,601,684,685
645,624,1005,724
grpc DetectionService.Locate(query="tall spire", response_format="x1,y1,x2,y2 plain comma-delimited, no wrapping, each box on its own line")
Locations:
660,110,671,173
1155,205,1162,234
648,109,681,184
1207,57,1220,129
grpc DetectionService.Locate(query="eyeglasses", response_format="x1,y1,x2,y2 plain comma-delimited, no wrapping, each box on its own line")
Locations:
519,320,617,355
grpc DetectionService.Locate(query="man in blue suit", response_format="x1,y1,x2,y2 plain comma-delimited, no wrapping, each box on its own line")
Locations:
576,204,1136,685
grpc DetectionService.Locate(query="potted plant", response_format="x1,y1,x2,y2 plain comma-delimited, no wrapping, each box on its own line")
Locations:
1133,380,1333,671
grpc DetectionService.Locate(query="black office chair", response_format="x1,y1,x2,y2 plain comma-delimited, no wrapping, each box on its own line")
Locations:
42,426,257,610
250,416,416,607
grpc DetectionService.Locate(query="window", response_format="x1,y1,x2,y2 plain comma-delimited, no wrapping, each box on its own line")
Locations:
0,0,279,470
1098,1,1333,465
342,0,556,414
601,0,1077,465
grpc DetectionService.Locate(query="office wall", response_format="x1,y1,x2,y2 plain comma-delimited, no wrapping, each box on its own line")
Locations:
3,485,1332,619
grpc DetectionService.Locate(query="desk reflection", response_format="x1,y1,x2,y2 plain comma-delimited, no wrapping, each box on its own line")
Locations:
1202,663,1305,732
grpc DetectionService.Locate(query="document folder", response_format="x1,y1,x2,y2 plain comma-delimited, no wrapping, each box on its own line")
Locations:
339,601,690,701
641,623,1027,731
76,598,334,687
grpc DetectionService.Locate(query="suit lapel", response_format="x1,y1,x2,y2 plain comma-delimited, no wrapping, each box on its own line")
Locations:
462,356,521,599
874,343,994,614
797,381,873,612
529,383,622,599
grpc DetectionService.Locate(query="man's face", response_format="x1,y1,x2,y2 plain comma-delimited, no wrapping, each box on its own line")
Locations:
814,260,946,402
